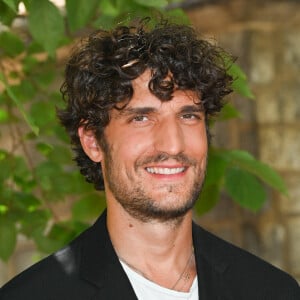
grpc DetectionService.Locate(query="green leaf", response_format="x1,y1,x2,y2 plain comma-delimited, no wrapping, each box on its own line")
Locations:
20,210,50,237
0,205,9,214
226,62,254,99
0,109,9,122
47,145,71,163
32,71,56,88
36,142,54,156
195,183,221,215
27,0,64,56
35,161,62,191
165,8,190,25
205,150,228,186
32,227,63,253
30,100,56,129
0,218,17,261
99,0,120,17
2,0,18,12
35,161,84,196
13,156,31,178
12,156,32,190
0,1,17,25
1,78,39,135
0,31,25,56
13,193,41,212
0,149,7,160
218,103,241,120
0,188,14,208
97,0,165,29
133,0,167,8
72,193,106,222
48,220,88,244
0,154,32,187
49,91,64,107
9,81,36,103
13,177,36,193
53,125,70,143
231,77,255,99
0,153,12,182
223,150,288,196
69,171,95,194
224,167,266,211
22,55,39,73
51,172,80,195
93,15,117,30
66,0,99,32
227,62,247,81
27,41,44,55
194,150,227,214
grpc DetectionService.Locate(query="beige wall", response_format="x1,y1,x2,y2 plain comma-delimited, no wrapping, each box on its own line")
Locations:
188,0,300,282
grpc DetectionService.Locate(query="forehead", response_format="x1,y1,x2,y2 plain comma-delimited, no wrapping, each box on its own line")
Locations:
128,70,201,109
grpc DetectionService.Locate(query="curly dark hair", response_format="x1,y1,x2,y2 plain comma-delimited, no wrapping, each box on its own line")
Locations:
58,19,233,190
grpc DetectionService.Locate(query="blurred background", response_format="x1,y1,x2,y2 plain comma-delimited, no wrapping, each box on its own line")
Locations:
0,0,300,286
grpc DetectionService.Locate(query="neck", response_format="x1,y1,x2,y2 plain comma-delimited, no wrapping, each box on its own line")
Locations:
106,200,196,291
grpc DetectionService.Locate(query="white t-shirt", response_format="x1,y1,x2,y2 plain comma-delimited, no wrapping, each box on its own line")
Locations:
120,260,199,300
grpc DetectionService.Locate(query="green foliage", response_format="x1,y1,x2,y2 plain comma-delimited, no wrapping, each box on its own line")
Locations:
225,168,266,211
2,0,18,12
227,61,255,99
66,0,99,32
195,149,287,214
0,0,288,260
223,150,288,195
72,192,107,222
2,76,39,135
0,217,17,261
0,31,25,56
27,0,65,57
0,1,17,25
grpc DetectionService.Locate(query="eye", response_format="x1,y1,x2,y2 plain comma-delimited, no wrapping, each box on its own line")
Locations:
132,115,149,122
181,113,201,120
129,115,152,128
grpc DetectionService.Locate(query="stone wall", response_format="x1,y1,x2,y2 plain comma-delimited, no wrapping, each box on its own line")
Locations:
1,0,300,286
188,0,300,282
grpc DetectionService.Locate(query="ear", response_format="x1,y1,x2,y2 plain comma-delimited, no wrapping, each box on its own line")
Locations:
78,127,103,162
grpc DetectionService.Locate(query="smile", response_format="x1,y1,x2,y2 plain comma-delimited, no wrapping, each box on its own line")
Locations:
146,167,185,175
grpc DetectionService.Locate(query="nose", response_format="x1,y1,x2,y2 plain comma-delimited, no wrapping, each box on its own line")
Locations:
153,118,185,155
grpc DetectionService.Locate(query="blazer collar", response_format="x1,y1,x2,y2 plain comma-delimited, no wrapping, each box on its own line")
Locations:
78,211,232,299
80,211,138,299
193,222,233,300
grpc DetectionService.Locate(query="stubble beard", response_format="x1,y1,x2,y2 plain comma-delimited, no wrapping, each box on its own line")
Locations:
114,180,205,223
101,140,206,223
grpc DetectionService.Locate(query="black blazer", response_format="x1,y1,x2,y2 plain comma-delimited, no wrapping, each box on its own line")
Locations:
1,211,299,299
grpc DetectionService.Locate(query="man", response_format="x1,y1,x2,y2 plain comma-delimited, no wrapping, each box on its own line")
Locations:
1,19,299,300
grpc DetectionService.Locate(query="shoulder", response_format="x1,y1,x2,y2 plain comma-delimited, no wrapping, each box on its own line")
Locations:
0,227,93,300
193,223,300,299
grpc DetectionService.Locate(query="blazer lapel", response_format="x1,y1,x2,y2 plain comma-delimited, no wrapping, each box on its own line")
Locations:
77,213,234,299
193,223,233,300
79,211,138,299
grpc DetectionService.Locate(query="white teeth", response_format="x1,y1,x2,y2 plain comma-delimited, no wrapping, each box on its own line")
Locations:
146,167,185,175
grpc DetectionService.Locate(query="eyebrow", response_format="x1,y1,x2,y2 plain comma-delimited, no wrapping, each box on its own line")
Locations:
118,107,157,117
179,105,204,114
116,107,157,118
115,104,204,118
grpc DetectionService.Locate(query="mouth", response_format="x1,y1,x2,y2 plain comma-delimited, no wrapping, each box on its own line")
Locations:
145,167,186,175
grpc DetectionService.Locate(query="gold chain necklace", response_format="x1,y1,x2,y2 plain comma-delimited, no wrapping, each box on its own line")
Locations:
171,248,194,290
118,247,195,291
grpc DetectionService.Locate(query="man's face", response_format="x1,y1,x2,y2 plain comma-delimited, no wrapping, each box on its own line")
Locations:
98,71,208,222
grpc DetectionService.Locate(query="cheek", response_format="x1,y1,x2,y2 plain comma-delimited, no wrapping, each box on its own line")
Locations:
122,130,153,153
185,129,208,157
112,134,151,165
